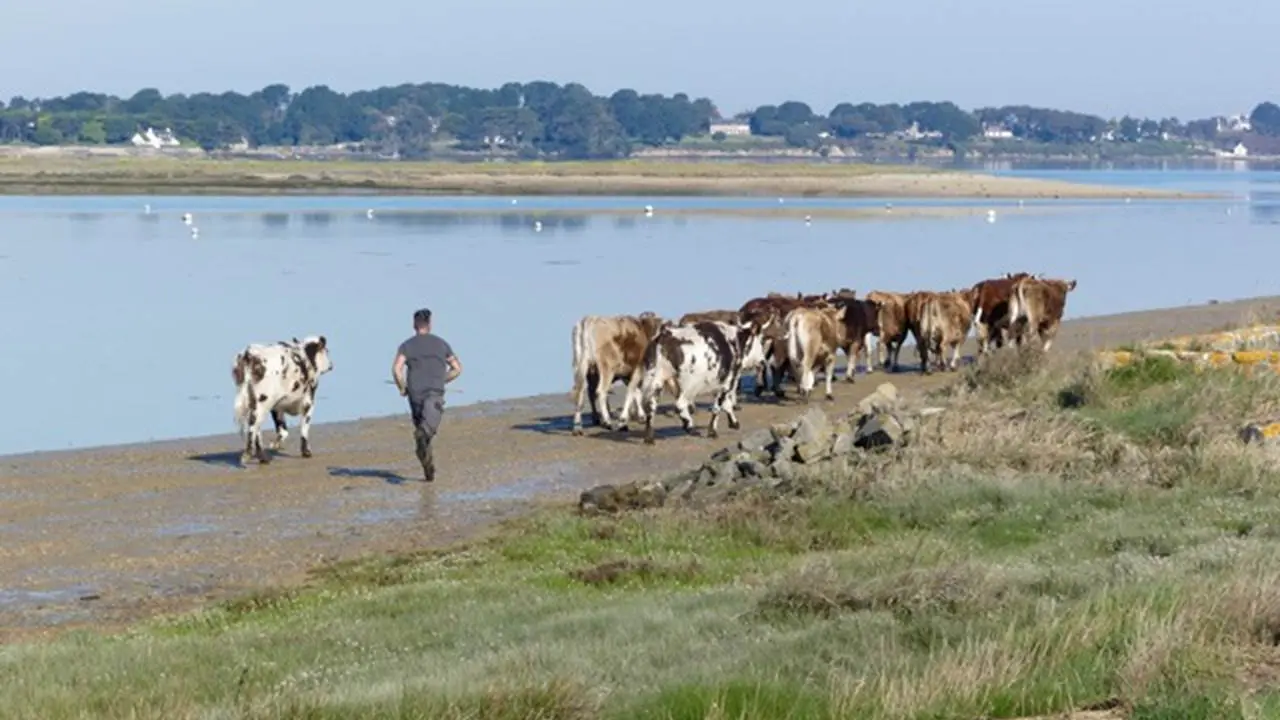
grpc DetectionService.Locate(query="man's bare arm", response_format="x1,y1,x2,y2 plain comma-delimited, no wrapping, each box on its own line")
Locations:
445,355,463,385
392,353,408,395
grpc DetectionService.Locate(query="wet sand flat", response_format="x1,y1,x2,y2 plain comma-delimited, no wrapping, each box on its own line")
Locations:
1,296,1278,640
0,156,1213,199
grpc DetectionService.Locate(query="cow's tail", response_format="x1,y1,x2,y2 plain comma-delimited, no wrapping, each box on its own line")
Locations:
232,352,251,435
1008,280,1030,336
785,311,803,373
571,318,593,393
922,297,943,348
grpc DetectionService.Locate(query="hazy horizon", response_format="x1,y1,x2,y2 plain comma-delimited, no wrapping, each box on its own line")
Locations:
3,1,1273,120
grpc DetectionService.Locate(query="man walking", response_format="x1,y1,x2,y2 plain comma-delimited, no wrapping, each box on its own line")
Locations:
392,308,462,482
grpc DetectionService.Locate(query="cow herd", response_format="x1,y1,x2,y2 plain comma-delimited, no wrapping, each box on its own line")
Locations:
226,272,1076,465
570,271,1078,445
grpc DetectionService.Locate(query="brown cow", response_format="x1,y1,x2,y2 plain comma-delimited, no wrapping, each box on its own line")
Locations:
917,288,979,373
970,271,1034,355
1007,276,1078,352
740,292,832,398
785,303,849,401
570,312,670,435
831,296,881,382
866,290,912,372
678,309,741,326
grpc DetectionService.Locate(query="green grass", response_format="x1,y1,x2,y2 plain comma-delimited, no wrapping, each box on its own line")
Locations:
6,348,1280,718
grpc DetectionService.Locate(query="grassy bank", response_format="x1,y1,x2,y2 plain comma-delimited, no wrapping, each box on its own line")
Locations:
0,155,1207,199
4,347,1280,718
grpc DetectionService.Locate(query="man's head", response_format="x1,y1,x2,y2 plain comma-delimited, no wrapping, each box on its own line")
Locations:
413,308,432,334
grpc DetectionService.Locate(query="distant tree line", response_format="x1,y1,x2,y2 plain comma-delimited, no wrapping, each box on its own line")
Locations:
0,79,1274,158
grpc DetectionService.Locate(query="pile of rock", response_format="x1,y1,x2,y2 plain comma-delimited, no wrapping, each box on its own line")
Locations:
578,383,940,515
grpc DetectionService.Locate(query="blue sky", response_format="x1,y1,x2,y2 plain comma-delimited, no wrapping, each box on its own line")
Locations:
2,0,1271,119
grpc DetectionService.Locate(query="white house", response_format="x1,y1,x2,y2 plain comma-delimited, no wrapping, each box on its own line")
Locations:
709,122,751,136
130,127,181,148
983,123,1014,139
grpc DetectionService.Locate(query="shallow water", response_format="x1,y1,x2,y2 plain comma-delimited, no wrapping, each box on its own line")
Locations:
0,167,1276,455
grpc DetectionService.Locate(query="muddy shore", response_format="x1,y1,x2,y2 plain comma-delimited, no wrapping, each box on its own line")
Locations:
1,296,1277,641
0,156,1214,199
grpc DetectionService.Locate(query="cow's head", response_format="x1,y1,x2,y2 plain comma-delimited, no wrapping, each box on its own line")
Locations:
831,287,858,299
298,335,333,375
637,313,668,340
736,311,775,369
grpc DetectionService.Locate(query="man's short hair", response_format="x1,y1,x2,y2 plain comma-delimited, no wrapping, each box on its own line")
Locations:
413,308,432,329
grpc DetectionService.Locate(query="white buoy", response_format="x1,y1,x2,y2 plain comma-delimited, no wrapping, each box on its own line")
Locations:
143,203,151,214
986,209,997,223
778,198,785,204
366,209,374,219
1125,197,1131,204
804,215,812,226
1018,199,1025,207
885,203,893,212
181,212,193,225
190,226,199,238
511,198,518,205
643,204,654,216
534,220,543,232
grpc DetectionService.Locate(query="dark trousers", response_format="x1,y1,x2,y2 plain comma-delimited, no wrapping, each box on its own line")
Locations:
408,391,446,478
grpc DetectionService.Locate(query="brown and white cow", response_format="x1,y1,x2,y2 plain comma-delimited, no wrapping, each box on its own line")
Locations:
570,312,670,435
1007,276,1078,352
740,292,832,398
232,335,334,466
831,296,882,382
917,288,979,373
970,272,1034,355
785,303,850,401
638,315,773,444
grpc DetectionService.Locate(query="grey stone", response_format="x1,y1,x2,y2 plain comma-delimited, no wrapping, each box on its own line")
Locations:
792,407,832,447
855,412,905,451
772,457,797,482
831,431,855,456
770,422,796,441
709,447,734,462
857,382,900,415
737,459,770,478
773,436,797,462
709,459,740,482
738,428,774,453
578,484,620,515
795,438,833,464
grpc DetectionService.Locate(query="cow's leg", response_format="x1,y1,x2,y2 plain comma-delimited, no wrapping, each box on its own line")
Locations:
708,383,739,438
269,410,289,451
675,392,696,435
571,365,589,436
614,370,644,433
247,407,270,464
1041,320,1060,352
919,335,932,376
642,386,661,446
586,368,604,427
724,382,741,430
798,361,815,402
975,322,990,356
591,364,617,430
824,354,838,401
774,358,790,399
948,339,962,371
299,394,315,458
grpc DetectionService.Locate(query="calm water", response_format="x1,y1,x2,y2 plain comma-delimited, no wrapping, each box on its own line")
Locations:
0,167,1276,456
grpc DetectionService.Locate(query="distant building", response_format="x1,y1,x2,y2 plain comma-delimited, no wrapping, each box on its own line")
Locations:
1217,114,1253,133
982,123,1014,139
709,122,751,136
130,127,181,149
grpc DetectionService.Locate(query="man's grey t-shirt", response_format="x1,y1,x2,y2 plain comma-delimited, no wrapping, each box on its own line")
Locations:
399,333,454,396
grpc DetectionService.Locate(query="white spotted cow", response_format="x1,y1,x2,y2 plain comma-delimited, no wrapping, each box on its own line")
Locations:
637,315,773,445
232,335,334,466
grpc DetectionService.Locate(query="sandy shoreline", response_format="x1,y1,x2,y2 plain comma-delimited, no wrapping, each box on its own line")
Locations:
2,296,1279,644
0,156,1216,199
